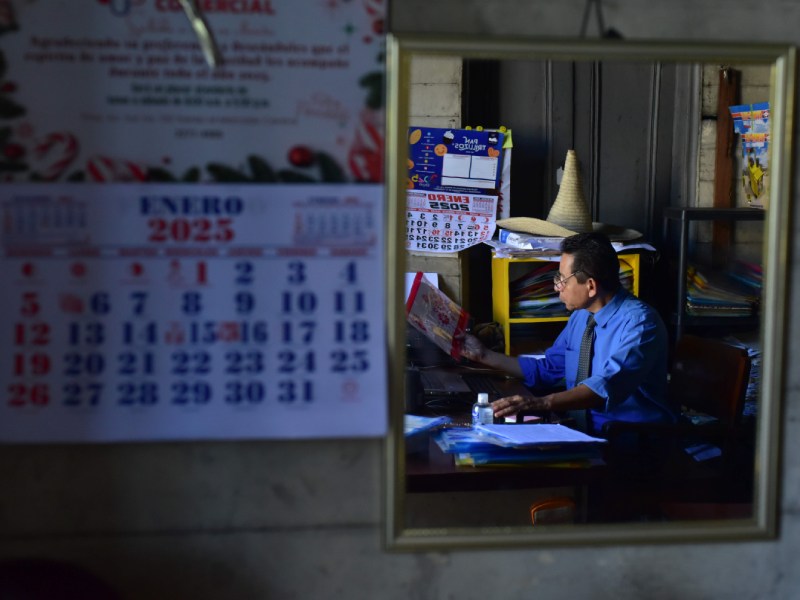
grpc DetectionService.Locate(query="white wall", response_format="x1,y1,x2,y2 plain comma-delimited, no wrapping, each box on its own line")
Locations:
2,2,800,598
409,55,462,129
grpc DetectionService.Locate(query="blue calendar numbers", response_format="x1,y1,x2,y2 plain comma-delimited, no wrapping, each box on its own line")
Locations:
117,351,156,375
333,290,365,314
224,380,265,406
171,381,212,405
277,349,316,373
281,291,317,315
68,322,105,346
330,349,369,372
279,321,316,345
171,350,212,375
122,321,159,345
234,261,255,285
277,380,314,403
234,291,255,315
117,382,159,406
63,382,102,408
224,350,264,374
63,352,105,376
181,291,203,316
333,319,370,343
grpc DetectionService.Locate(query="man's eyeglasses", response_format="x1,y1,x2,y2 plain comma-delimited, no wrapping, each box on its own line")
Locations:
553,270,583,289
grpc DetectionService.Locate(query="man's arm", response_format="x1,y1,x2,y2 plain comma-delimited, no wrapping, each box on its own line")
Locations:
458,332,524,377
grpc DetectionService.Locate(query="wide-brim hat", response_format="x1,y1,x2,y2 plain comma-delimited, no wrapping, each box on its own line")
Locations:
498,149,643,242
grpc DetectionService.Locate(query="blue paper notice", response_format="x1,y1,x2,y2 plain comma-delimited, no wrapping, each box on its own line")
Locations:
407,127,505,194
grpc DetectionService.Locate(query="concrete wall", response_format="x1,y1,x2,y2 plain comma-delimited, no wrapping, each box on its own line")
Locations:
2,1,800,598
405,55,469,305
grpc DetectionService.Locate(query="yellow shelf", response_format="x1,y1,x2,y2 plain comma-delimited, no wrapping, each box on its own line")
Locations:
491,253,641,355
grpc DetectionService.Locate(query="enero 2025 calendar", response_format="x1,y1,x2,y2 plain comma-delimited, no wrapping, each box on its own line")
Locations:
0,183,387,442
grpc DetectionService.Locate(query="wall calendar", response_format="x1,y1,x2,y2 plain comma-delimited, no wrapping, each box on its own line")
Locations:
0,183,387,442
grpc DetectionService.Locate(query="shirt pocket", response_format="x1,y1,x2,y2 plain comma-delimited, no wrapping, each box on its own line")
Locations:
564,342,579,385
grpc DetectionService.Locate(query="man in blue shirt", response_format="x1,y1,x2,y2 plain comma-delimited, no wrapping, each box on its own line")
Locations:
460,232,677,435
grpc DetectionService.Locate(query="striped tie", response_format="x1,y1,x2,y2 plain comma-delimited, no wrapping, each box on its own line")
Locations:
576,313,596,383
570,313,596,432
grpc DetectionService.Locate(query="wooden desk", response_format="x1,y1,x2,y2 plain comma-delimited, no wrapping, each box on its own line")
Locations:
403,429,606,527
405,432,606,494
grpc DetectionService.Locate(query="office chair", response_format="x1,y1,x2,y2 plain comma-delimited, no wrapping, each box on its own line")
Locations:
599,334,753,520
602,333,752,445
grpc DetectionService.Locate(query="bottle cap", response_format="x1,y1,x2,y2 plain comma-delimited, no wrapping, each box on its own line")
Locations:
478,393,489,405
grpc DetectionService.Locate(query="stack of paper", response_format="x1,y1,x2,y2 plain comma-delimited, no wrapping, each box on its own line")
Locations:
434,423,606,467
509,262,564,318
685,265,758,318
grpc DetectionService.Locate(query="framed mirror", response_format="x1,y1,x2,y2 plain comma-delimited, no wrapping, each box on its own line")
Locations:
384,34,794,549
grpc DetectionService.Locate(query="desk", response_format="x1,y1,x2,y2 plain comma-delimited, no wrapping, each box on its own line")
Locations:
403,422,607,527
404,421,755,524
406,434,606,494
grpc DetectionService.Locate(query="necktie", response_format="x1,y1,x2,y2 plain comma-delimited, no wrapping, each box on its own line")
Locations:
570,313,596,432
576,313,596,383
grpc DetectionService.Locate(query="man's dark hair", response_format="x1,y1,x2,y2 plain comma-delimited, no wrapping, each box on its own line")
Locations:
560,232,620,292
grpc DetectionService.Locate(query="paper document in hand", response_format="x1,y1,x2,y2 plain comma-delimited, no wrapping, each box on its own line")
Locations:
474,424,607,447
406,272,470,359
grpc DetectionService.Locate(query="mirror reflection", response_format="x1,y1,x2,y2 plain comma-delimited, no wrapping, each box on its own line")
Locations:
386,37,793,547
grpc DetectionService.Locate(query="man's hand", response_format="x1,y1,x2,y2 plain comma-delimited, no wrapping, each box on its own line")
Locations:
457,332,487,363
491,394,550,418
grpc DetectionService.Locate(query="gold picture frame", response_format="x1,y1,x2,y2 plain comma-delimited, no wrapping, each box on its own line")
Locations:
384,34,795,549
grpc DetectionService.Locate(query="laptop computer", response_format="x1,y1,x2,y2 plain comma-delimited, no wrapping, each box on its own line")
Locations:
419,367,534,401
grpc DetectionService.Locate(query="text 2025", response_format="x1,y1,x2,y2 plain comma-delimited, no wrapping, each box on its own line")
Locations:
147,218,235,242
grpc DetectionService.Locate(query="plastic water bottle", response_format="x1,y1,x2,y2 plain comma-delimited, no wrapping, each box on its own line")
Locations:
472,392,493,427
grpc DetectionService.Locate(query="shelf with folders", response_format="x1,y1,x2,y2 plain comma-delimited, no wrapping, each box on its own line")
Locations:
684,262,760,319
491,253,640,355
662,206,765,338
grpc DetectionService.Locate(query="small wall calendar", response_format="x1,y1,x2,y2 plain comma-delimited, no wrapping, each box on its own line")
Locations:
405,190,497,253
0,183,387,442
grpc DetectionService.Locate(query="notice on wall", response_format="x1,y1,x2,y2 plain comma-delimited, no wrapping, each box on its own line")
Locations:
405,190,496,253
407,127,505,194
0,183,386,442
0,0,385,184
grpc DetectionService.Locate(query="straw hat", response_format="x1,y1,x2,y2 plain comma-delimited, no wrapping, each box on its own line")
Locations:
497,149,643,242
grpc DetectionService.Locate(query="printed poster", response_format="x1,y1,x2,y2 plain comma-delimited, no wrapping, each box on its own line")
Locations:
0,0,385,184
407,127,505,194
729,102,770,208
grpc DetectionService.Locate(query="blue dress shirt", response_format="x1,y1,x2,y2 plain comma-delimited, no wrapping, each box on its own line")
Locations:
518,289,677,433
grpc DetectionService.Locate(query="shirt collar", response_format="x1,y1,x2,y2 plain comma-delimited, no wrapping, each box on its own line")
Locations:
590,288,629,328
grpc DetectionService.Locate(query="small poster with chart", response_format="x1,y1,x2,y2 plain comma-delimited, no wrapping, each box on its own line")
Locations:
406,127,506,194
406,127,504,253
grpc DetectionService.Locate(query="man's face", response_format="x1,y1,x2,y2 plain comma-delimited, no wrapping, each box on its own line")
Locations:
556,253,592,312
